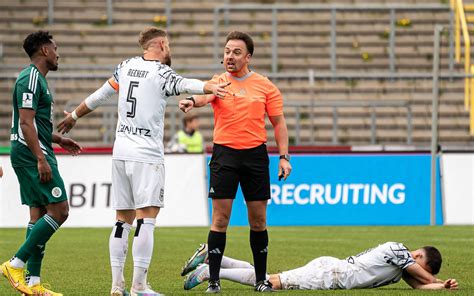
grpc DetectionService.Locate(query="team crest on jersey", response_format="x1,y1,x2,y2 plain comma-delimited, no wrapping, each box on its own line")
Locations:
51,187,62,198
22,93,33,108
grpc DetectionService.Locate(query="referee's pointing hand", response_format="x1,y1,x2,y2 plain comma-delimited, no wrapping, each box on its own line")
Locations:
210,81,231,99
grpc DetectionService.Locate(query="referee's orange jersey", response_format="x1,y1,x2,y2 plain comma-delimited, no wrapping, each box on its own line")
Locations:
209,72,283,150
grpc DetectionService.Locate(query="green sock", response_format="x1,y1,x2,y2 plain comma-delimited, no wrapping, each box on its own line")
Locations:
25,222,45,277
15,215,59,263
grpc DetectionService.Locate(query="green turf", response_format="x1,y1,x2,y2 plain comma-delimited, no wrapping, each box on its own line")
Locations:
0,226,472,295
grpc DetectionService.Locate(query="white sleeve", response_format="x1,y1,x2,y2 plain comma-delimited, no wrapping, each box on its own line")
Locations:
158,65,205,96
386,242,415,269
179,78,205,95
84,81,117,110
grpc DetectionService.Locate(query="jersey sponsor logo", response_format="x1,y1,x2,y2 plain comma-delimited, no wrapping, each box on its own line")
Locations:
51,187,62,198
270,183,406,206
22,93,33,108
117,123,151,137
209,187,215,194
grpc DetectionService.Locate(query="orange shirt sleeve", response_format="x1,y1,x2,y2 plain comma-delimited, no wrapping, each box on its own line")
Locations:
264,77,283,116
108,77,119,91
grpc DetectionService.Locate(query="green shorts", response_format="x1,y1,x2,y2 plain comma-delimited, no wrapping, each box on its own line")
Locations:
13,164,68,207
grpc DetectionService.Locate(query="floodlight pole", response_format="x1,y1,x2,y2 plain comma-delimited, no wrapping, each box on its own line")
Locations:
430,25,442,226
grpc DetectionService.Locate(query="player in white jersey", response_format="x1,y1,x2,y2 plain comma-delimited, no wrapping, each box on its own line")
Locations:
182,242,458,291
57,27,230,296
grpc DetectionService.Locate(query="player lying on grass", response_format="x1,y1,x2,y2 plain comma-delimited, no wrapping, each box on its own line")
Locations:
181,242,458,291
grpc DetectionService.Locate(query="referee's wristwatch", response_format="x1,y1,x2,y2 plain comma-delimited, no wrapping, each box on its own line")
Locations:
279,154,290,162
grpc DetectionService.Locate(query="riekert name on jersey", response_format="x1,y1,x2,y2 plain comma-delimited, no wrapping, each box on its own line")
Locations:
270,183,406,205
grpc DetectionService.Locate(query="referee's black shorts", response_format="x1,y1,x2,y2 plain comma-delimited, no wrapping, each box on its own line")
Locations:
209,143,270,201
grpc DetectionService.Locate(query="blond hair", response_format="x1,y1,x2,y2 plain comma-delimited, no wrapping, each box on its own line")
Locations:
138,27,167,49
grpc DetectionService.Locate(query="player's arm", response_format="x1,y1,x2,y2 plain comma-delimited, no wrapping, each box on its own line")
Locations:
269,114,292,181
179,94,215,113
404,262,437,285
160,67,229,98
19,108,51,183
403,272,458,290
57,80,117,134
52,134,82,156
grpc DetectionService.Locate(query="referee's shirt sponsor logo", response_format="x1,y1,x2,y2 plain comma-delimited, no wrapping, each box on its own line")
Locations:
22,93,33,108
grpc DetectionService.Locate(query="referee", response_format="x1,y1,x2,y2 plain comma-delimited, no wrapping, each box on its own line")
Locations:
180,31,292,293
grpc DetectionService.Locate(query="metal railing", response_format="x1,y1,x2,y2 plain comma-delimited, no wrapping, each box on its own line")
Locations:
287,100,412,145
46,0,172,28
40,2,454,76
64,98,412,146
451,0,474,134
213,3,453,75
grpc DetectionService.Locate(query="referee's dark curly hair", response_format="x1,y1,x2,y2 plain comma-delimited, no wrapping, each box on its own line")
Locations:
23,30,54,58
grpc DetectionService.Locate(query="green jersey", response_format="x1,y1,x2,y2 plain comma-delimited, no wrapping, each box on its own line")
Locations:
10,64,57,167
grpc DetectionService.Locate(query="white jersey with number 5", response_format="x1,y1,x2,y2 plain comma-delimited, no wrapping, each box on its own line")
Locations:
108,57,205,164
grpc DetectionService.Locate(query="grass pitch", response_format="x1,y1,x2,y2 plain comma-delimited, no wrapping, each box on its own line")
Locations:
0,226,472,295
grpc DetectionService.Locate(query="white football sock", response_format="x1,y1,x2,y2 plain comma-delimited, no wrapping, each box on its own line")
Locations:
109,221,132,289
221,255,254,269
10,257,25,268
220,268,259,286
132,218,156,291
28,276,40,287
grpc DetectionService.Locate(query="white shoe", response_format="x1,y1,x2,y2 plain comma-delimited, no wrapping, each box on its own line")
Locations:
130,284,163,296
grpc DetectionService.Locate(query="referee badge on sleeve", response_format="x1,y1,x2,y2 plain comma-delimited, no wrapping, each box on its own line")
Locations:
22,93,33,108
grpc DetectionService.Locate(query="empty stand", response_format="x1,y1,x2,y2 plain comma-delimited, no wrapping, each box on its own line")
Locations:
0,0,472,147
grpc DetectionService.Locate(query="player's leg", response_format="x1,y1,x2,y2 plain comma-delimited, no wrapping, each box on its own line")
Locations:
240,144,271,292
110,210,134,296
247,200,271,292
110,160,134,296
221,255,254,269
181,243,253,276
184,264,269,290
207,199,233,293
2,165,67,295
206,144,240,293
26,206,47,288
128,161,164,295
26,199,68,279
11,198,67,295
131,206,160,293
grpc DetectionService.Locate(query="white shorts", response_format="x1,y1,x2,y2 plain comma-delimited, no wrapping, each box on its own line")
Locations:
112,159,165,210
279,256,350,290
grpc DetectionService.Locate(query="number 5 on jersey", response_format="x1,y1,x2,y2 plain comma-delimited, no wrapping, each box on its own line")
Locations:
126,81,139,118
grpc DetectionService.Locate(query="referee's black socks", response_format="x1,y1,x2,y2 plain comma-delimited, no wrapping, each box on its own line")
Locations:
207,230,226,282
250,229,268,283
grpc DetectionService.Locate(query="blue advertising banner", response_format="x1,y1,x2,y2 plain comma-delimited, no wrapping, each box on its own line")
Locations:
207,154,443,226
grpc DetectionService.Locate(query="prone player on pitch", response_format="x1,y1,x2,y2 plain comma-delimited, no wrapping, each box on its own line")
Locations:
182,241,458,291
